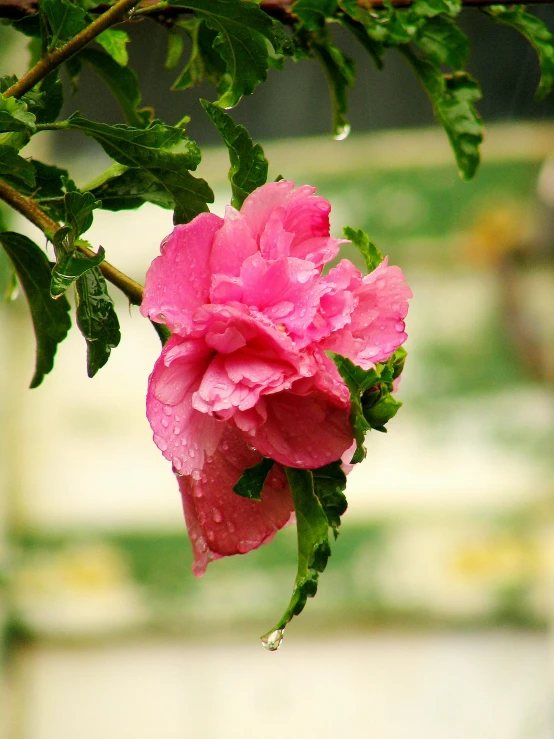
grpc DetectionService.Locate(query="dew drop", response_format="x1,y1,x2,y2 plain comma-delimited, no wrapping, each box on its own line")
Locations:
221,441,229,451
173,426,181,435
395,321,405,332
189,449,196,458
333,123,351,142
191,469,202,481
227,522,236,533
173,458,182,471
212,509,222,523
261,628,285,652
163,406,172,417
161,418,169,428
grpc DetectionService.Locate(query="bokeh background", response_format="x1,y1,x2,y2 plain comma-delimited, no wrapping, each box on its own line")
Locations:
1,8,554,738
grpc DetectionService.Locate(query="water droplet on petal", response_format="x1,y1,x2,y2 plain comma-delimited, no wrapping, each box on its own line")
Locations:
221,441,229,451
173,426,181,435
395,321,405,332
227,522,236,533
161,418,169,428
163,406,172,417
189,449,195,458
261,628,285,652
212,509,222,523
191,469,202,481
333,123,350,142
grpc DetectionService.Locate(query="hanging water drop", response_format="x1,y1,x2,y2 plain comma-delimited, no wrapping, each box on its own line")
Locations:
333,123,350,142
261,628,285,652
163,406,172,416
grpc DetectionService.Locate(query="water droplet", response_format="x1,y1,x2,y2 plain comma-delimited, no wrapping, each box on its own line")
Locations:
212,509,222,523
161,418,169,428
261,628,285,652
395,321,405,332
173,457,182,471
191,469,202,481
189,449,195,458
333,123,350,142
221,441,229,451
163,406,172,417
175,415,181,422
227,522,236,533
173,426,181,435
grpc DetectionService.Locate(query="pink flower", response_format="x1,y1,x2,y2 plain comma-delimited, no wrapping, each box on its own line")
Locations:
141,181,411,574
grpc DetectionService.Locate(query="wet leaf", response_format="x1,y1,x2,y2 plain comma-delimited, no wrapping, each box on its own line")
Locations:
343,226,383,273
233,458,274,501
75,266,120,377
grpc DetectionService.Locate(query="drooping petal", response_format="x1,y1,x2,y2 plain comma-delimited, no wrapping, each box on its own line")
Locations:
141,213,223,335
178,425,294,576
246,379,353,469
322,259,412,369
146,335,223,475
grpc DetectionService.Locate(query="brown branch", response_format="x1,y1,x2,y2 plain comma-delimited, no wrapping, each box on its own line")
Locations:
2,0,142,99
0,178,144,306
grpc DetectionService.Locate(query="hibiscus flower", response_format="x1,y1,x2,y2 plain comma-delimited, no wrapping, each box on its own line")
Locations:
141,180,411,575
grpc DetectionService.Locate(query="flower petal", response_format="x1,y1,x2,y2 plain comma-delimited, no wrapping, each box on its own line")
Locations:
210,206,259,279
141,213,223,335
177,425,294,575
247,379,353,469
146,335,223,475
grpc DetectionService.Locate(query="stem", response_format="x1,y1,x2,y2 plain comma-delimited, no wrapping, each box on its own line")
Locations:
0,178,144,306
2,0,142,100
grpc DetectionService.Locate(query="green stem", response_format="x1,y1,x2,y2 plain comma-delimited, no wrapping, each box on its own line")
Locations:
0,177,144,306
35,121,69,131
2,0,142,100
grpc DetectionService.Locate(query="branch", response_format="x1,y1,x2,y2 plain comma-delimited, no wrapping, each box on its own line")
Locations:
0,178,144,306
2,0,142,100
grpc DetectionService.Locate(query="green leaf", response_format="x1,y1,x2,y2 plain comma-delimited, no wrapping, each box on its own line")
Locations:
50,246,105,297
75,266,120,377
312,461,347,537
41,0,88,49
0,161,76,222
343,226,383,273
64,190,101,240
32,71,64,124
87,164,175,212
95,28,130,67
66,113,214,223
78,49,153,128
293,0,338,33
172,19,224,91
165,31,185,71
0,145,36,187
0,96,36,135
483,6,554,100
233,458,274,501
332,354,378,462
201,100,268,209
411,0,461,19
261,468,331,646
313,41,355,139
362,392,402,432
0,232,71,387
401,48,483,180
171,0,292,108
414,15,468,68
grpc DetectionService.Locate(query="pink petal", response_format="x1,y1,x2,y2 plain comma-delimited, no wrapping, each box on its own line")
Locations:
322,260,412,368
141,213,223,335
246,379,353,469
146,335,223,475
210,206,259,278
178,425,294,575
240,180,296,241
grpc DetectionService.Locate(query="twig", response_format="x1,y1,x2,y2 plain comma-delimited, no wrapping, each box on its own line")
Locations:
2,0,142,100
0,178,144,306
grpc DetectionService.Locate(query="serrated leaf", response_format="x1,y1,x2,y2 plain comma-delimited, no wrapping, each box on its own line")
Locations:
313,40,354,139
0,160,75,222
78,49,153,128
50,246,105,297
165,31,185,71
88,164,175,211
261,468,331,643
64,190,101,240
32,71,64,124
171,0,292,108
201,100,268,209
75,266,120,377
343,226,383,273
67,113,213,223
0,232,71,387
401,48,483,180
0,145,36,187
414,15,468,68
96,28,130,67
0,96,36,135
41,0,88,49
233,458,274,501
363,392,402,432
312,461,347,537
483,6,554,100
172,19,225,91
